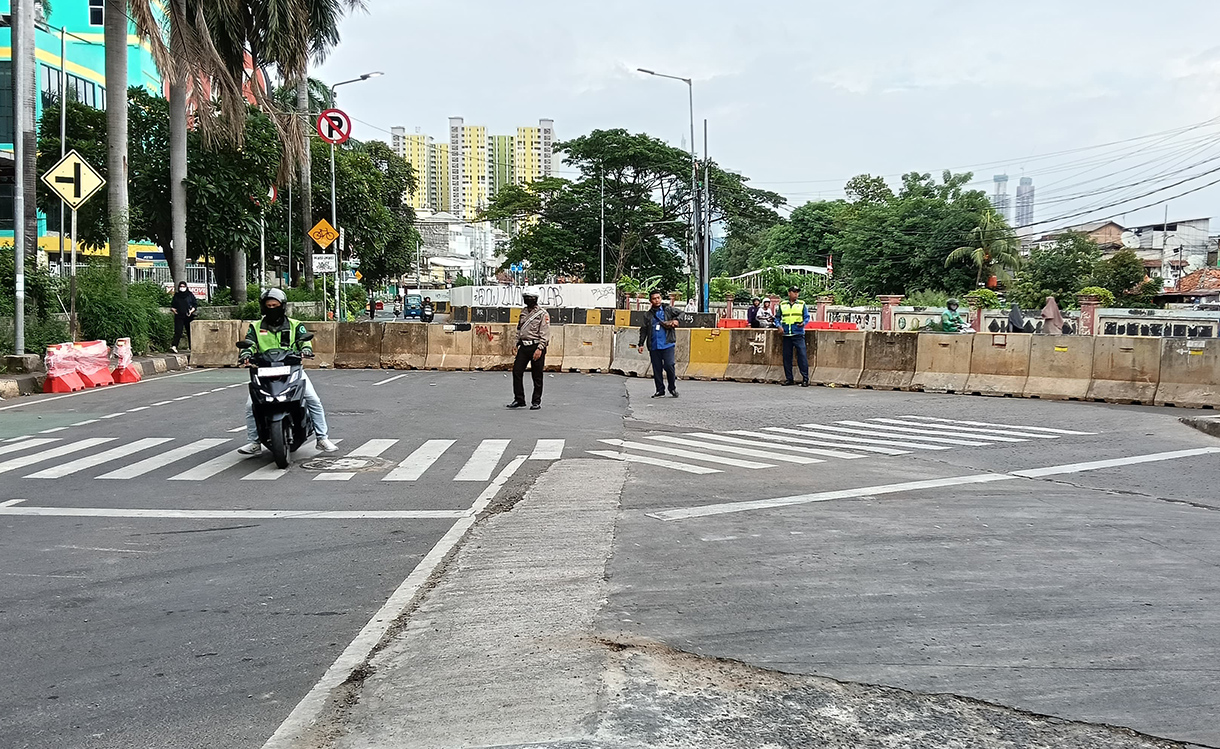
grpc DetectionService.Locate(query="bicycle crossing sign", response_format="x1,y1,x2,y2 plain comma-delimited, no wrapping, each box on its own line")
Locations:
309,219,339,249
316,108,352,145
41,150,106,209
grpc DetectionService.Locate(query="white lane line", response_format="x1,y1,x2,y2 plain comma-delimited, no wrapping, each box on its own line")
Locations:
454,439,512,481
226,383,244,389
262,456,526,749
651,474,1016,521
529,439,565,460
25,438,173,479
0,369,203,412
1012,447,1220,478
768,427,948,451
1,499,27,507
70,419,99,427
241,440,343,481
3,436,31,442
228,426,247,433
151,400,173,407
646,435,823,465
900,416,1096,436
210,387,229,392
126,406,150,413
737,430,912,456
172,395,194,401
690,432,864,460
587,450,724,475
39,427,69,434
373,373,409,386
168,449,252,481
193,391,211,397
599,439,775,469
0,506,465,520
384,439,455,481
98,439,231,480
348,439,399,458
0,439,61,458
100,412,125,419
0,438,116,475
830,422,994,446
869,418,1060,440
315,473,356,481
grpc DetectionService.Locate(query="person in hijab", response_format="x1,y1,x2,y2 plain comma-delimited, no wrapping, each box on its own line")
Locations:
1040,296,1064,335
1007,302,1025,333
170,281,198,353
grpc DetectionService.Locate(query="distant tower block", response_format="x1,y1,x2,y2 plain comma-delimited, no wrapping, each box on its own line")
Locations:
1015,177,1035,228
991,174,1012,224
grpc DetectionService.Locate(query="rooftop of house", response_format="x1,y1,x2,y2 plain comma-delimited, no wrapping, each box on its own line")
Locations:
1177,267,1220,293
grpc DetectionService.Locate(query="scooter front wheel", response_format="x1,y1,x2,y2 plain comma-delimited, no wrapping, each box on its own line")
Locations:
269,419,291,469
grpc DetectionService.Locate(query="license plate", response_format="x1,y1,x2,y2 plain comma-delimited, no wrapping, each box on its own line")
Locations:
257,366,291,377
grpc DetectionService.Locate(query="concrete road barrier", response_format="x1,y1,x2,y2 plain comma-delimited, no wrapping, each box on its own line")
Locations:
190,320,245,368
965,333,1031,396
1024,336,1093,400
614,309,632,328
684,328,728,380
380,322,428,370
859,332,917,390
1087,337,1161,404
301,321,336,369
470,323,516,370
725,328,784,382
811,330,864,387
1155,338,1220,408
611,327,650,377
335,322,384,368
424,325,473,370
561,325,613,372
912,334,973,392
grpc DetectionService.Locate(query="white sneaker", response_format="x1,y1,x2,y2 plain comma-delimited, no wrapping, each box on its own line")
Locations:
170,346,178,354
238,442,261,455
316,438,338,453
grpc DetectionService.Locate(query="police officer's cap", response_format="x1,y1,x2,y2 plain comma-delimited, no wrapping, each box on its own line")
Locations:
788,285,801,293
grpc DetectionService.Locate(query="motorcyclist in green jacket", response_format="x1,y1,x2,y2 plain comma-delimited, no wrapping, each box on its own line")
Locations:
941,298,968,333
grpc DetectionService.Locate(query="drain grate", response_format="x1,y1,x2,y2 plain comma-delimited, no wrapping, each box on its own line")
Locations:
302,456,394,472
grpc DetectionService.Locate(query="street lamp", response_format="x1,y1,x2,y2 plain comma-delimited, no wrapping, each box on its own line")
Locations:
326,74,383,322
637,67,702,312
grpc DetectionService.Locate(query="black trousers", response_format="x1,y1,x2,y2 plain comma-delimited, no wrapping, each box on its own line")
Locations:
650,346,677,394
173,315,192,348
512,344,545,405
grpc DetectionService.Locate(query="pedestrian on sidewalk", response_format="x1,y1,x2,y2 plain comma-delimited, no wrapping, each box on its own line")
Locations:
506,288,550,411
638,290,680,398
170,281,197,354
1040,296,1064,335
1007,302,1026,333
774,286,809,386
747,297,762,328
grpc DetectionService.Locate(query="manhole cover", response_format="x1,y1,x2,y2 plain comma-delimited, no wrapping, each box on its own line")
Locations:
302,456,393,472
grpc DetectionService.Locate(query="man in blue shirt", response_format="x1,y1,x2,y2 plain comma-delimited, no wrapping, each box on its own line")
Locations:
637,290,680,398
774,286,811,386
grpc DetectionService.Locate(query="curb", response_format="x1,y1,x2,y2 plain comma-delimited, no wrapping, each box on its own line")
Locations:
1181,415,1220,439
0,353,190,400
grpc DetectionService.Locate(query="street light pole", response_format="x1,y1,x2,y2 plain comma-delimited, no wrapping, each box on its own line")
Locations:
637,68,702,312
328,72,383,320
600,168,605,284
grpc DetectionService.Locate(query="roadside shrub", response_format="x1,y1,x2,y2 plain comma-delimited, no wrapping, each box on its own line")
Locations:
966,289,1002,309
903,289,949,308
235,301,260,320
1077,286,1115,308
129,280,172,308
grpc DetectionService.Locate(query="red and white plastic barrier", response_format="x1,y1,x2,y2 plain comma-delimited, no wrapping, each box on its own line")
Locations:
74,340,114,388
111,338,141,383
43,343,87,393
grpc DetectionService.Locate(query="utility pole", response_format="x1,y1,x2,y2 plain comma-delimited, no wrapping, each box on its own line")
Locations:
287,184,293,286
59,28,67,267
11,0,33,354
600,168,605,284
704,119,711,303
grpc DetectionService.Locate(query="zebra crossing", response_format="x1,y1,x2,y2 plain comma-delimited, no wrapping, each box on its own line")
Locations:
586,416,1096,475
0,435,567,483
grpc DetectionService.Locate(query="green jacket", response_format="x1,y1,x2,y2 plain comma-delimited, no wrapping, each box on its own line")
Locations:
941,309,967,332
240,317,312,361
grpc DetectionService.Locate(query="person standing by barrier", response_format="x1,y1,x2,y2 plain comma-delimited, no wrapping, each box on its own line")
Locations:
1041,296,1064,335
507,288,550,411
170,282,198,354
774,286,809,387
638,290,680,398
747,297,762,328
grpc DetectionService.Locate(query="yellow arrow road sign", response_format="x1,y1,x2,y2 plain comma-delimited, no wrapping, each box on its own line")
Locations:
309,219,339,249
41,149,106,209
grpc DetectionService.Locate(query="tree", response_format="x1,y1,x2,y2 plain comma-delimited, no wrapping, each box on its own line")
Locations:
36,101,111,249
753,200,847,268
944,209,1022,287
1010,231,1101,308
844,174,893,205
1092,249,1163,308
104,0,130,289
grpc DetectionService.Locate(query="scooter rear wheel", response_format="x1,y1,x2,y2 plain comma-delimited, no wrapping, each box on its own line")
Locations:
270,419,290,469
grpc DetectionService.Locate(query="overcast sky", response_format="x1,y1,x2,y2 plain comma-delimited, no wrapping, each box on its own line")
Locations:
317,0,1220,233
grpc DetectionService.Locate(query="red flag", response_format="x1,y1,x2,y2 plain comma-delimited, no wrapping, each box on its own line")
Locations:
826,253,834,278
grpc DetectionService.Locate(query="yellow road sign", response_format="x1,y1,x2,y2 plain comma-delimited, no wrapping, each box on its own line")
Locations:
41,149,106,209
309,219,339,249
354,270,363,281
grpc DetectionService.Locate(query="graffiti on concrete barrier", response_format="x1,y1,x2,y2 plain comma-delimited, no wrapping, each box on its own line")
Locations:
472,285,565,308
474,325,497,343
749,331,767,355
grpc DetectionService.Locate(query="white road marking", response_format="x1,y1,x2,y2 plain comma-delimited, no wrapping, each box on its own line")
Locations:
2,436,31,442
830,421,994,446
735,429,910,456
100,412,125,419
384,439,454,481
868,418,1061,439
599,439,774,469
0,506,466,520
688,432,864,460
0,438,60,457
172,395,194,401
646,435,823,464
900,416,1096,436
38,427,69,434
25,438,172,479
70,419,99,427
151,401,173,407
348,439,399,457
193,391,211,397
586,450,723,474
529,439,565,460
0,438,116,475
315,473,356,481
261,456,526,749
210,387,229,393
454,439,512,481
1,499,27,507
97,439,231,480
841,420,1026,444
226,383,244,389
0,369,202,412
652,447,1220,521
767,427,947,451
55,545,152,554
1011,447,1220,478
228,426,247,433
126,406,150,413
168,449,252,481
373,373,410,386
242,440,342,481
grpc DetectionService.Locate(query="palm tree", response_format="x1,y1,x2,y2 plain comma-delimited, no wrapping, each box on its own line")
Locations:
946,210,1022,288
104,0,130,289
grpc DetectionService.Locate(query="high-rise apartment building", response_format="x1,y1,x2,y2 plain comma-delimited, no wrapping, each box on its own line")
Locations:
1015,177,1035,228
428,142,450,213
513,119,555,186
390,127,434,211
489,135,515,196
449,117,490,221
991,174,1012,224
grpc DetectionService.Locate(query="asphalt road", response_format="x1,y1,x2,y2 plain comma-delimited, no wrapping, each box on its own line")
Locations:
0,367,622,749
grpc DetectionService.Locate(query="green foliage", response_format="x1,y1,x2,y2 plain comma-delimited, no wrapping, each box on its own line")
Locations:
903,289,950,308
452,275,475,288
36,101,110,249
0,250,64,320
75,265,153,353
235,301,260,320
709,277,746,301
1077,286,1116,308
617,275,664,295
1092,250,1163,308
129,280,173,309
945,210,1022,286
752,201,847,269
1010,232,1101,309
966,289,1002,309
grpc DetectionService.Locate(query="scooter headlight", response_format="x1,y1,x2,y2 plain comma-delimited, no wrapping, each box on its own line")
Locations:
277,394,288,402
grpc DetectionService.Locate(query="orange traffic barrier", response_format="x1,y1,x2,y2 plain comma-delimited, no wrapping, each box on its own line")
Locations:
74,340,114,387
111,338,142,383
43,343,86,392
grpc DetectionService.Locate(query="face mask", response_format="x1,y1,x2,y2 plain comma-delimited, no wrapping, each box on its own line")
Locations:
264,306,285,324
178,286,187,292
